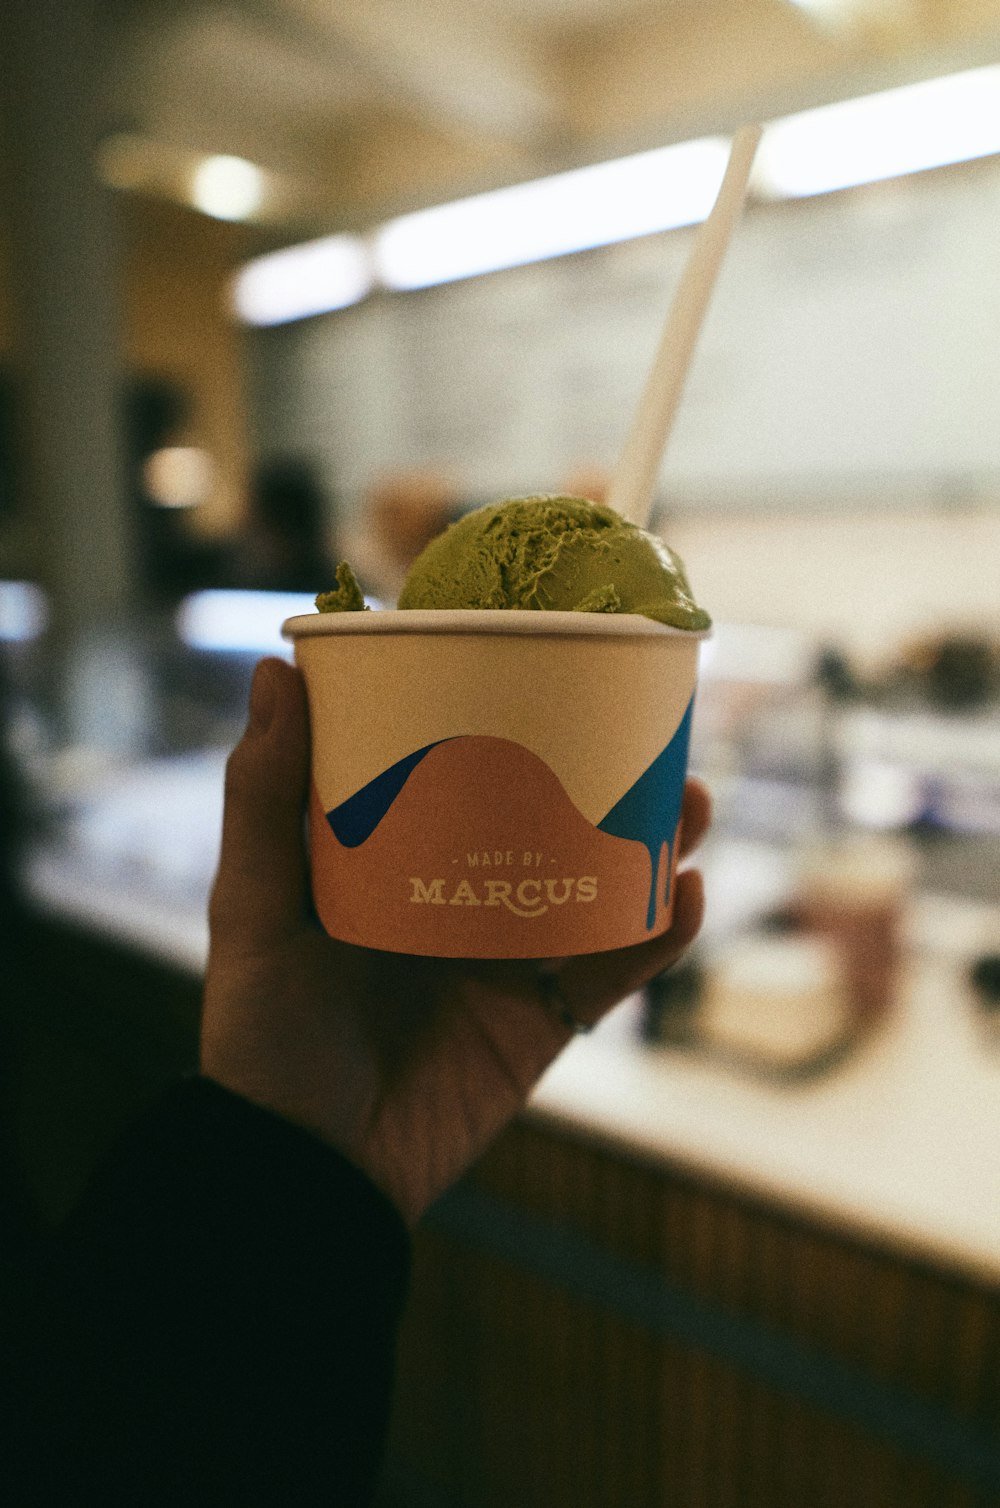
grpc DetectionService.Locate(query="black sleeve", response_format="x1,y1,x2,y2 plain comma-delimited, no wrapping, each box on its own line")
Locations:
7,1077,411,1508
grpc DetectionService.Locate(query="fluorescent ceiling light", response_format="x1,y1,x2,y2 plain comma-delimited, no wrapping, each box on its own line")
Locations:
754,64,1000,198
232,235,373,326
231,62,1000,317
372,137,730,290
176,590,315,654
191,154,264,221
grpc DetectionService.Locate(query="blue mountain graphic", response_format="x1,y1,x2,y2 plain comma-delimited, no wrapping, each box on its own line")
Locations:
327,740,446,847
597,697,694,930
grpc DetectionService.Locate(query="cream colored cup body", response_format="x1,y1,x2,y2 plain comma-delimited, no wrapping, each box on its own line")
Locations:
283,610,704,959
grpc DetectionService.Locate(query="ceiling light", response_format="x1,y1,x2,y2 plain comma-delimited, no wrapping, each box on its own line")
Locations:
232,235,373,326
142,448,214,509
372,137,731,290
754,64,1000,198
190,154,264,221
230,62,1000,317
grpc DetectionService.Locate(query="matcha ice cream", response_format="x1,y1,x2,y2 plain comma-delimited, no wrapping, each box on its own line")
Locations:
316,560,367,614
292,490,707,958
319,494,710,632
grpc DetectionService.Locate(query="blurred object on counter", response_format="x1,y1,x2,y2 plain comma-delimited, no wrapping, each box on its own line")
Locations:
640,922,860,1082
691,621,819,837
970,953,1000,1008
226,455,338,593
814,644,860,705
560,464,609,505
698,932,854,1076
642,957,704,1046
693,623,883,848
836,696,1000,841
838,758,925,831
21,745,226,976
813,642,854,834
344,469,458,605
796,833,915,1026
697,615,1000,850
888,631,999,711
639,829,916,1081
970,954,1000,1048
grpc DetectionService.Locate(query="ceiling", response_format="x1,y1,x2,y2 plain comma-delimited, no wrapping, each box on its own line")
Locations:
97,0,1000,243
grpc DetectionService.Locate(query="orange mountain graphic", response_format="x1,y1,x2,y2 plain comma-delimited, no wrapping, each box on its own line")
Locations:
309,736,677,958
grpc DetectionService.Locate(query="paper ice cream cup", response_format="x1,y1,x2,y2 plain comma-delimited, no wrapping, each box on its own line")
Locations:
282,609,707,959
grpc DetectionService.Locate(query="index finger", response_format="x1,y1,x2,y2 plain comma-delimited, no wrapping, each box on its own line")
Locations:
209,658,311,953
677,777,712,860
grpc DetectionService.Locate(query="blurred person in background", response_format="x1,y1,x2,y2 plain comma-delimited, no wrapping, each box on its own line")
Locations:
344,469,458,605
226,455,338,594
128,377,227,608
561,463,610,505
0,655,710,1505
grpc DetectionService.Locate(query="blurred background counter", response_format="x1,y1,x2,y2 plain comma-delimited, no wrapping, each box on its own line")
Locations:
19,739,1000,1286
6,1,1000,1497
19,744,1000,1505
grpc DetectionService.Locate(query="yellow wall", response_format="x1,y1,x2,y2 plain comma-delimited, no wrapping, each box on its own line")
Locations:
0,191,261,570
118,195,263,539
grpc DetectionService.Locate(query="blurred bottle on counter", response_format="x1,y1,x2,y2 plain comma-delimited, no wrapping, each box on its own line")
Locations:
795,833,916,1028
893,632,998,712
643,957,704,1046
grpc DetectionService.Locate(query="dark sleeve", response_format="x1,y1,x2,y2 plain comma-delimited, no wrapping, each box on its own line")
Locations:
10,1077,411,1508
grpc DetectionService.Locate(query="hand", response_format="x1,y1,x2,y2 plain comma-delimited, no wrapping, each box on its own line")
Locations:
202,657,710,1225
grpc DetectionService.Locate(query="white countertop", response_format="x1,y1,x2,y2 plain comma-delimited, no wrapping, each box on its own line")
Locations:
22,751,1000,1285
532,890,1000,1285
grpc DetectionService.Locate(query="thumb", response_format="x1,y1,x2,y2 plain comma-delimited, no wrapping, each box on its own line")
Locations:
209,657,311,952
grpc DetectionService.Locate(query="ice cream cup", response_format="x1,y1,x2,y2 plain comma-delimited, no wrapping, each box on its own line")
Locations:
281,609,708,959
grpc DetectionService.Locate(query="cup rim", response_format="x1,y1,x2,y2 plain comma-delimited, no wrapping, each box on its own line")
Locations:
282,608,712,641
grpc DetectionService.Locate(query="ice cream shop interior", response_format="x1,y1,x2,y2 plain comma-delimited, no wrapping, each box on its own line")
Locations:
3,0,1000,1502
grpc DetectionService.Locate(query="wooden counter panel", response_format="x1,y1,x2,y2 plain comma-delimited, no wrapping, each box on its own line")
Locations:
382,1119,1000,1508
15,911,1000,1501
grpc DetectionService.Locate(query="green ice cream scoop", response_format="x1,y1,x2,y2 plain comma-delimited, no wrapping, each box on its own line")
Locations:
396,494,711,632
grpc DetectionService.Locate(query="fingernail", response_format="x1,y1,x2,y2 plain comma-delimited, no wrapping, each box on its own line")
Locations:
249,660,277,733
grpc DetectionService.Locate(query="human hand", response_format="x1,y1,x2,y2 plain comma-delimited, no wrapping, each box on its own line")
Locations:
202,657,710,1225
